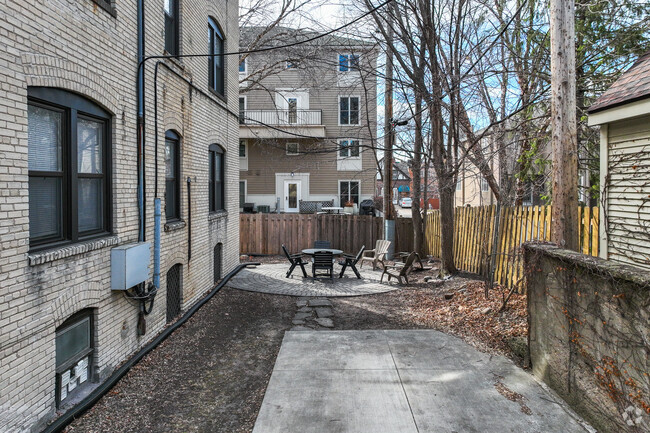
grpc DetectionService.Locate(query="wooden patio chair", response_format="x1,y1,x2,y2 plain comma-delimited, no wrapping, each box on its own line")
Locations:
312,251,334,279
282,244,307,278
380,252,416,285
360,240,391,270
338,245,365,279
313,240,331,249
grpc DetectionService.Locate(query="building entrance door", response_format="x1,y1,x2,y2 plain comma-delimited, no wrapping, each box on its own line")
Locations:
284,180,301,212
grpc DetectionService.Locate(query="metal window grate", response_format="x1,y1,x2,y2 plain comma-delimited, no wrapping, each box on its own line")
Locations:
166,264,182,323
214,243,222,283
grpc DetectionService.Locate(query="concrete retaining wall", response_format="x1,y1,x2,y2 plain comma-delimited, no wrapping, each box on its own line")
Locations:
524,243,649,432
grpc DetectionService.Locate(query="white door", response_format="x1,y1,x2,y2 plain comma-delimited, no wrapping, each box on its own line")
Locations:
275,91,309,124
284,181,301,213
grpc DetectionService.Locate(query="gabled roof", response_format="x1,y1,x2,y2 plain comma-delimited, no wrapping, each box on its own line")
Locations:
588,51,650,113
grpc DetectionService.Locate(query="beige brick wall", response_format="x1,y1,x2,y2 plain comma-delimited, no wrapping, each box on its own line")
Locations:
0,0,239,430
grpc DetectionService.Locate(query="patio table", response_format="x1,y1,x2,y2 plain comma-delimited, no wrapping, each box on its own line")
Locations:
301,248,343,256
321,207,343,214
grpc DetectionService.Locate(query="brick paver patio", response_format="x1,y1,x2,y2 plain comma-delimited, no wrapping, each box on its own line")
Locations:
228,263,400,297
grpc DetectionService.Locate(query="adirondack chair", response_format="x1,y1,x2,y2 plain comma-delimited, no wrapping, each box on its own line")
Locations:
312,251,334,279
380,252,416,285
338,245,365,279
360,240,391,270
282,244,307,278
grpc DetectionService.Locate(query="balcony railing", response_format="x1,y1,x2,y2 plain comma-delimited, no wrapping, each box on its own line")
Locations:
240,109,322,126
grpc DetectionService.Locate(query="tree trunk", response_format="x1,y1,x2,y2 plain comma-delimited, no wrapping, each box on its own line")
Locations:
411,92,425,256
550,0,579,251
438,182,457,275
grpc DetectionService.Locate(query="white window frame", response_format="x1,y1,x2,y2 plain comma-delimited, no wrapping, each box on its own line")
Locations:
338,179,361,206
456,177,462,191
239,139,247,159
338,138,361,159
481,176,489,192
338,96,361,126
338,53,360,72
286,142,300,155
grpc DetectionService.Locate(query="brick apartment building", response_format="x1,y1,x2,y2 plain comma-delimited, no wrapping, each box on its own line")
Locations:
0,0,239,430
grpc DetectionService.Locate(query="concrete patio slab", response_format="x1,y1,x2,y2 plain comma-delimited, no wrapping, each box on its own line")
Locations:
252,330,593,433
228,263,400,297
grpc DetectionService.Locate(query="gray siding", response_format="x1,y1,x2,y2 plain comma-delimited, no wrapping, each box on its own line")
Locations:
605,115,650,269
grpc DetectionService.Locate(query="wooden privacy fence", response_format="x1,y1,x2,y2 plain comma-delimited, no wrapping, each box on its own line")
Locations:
415,205,599,291
240,213,383,255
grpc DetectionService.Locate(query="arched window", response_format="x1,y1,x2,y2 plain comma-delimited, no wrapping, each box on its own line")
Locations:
55,309,95,408
208,17,225,96
165,130,181,220
27,87,112,249
209,144,225,212
166,263,182,323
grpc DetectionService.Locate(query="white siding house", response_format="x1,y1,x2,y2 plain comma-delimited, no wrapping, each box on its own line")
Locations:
588,51,650,270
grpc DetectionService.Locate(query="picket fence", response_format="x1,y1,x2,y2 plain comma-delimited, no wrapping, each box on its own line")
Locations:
411,205,599,291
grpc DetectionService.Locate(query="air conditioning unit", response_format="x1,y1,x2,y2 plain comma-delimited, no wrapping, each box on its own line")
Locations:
111,242,151,290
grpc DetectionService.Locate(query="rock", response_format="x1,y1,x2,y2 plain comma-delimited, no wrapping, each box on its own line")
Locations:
292,319,306,325
308,299,332,307
315,308,333,318
444,293,454,300
294,312,312,320
297,306,312,313
506,336,528,360
423,276,433,282
296,299,308,308
481,307,492,315
314,318,334,328
430,280,444,287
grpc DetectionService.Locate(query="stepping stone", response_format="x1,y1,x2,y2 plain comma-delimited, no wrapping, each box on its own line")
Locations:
308,299,332,307
314,318,334,328
294,312,312,320
290,326,312,331
315,308,333,318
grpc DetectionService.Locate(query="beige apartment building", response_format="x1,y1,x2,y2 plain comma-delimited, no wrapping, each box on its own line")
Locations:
0,0,239,430
238,28,378,212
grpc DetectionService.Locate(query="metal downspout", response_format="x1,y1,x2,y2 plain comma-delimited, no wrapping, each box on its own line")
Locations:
137,0,146,242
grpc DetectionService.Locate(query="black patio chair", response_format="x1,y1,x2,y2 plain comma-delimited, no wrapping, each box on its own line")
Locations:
312,251,334,279
313,240,331,249
338,245,365,279
282,244,307,278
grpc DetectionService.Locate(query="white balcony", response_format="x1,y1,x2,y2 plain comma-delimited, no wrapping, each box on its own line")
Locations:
239,109,325,139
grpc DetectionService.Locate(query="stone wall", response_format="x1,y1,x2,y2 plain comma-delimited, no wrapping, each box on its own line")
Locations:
524,243,650,432
0,0,239,430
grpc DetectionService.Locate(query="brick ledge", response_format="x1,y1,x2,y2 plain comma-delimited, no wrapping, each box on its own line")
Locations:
28,235,120,266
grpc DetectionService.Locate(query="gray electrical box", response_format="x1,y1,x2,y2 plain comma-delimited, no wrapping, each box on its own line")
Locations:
110,242,151,290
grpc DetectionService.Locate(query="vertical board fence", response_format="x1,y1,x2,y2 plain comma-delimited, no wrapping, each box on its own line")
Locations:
419,205,599,291
240,213,383,255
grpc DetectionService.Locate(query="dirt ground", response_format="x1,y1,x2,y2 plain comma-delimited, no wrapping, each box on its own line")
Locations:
65,257,528,433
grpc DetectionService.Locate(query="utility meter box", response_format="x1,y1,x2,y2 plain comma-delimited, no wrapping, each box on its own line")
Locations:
111,242,151,290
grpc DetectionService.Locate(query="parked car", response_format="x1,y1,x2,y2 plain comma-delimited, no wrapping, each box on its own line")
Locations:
400,197,412,208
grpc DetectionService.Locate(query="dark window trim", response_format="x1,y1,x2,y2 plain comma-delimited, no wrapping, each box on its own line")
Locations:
209,144,225,212
28,87,112,252
164,0,180,56
208,17,226,99
55,308,96,408
165,130,181,221
91,0,117,17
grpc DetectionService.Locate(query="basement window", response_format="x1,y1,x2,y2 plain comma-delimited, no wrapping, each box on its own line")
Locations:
55,310,94,408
